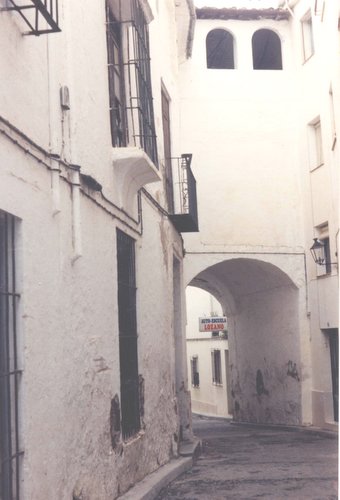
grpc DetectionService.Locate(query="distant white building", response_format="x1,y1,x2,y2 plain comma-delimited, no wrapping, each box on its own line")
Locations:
186,287,232,417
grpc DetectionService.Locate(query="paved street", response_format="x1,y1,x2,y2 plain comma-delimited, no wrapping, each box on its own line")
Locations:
157,415,338,500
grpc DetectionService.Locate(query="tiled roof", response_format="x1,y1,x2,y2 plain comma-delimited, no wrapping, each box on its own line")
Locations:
194,0,280,7
196,7,290,20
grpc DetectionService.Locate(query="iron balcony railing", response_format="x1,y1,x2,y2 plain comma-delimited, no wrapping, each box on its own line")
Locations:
1,0,61,35
168,154,199,233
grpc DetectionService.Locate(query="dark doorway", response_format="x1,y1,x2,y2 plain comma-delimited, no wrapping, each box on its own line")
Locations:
116,229,140,439
328,329,338,422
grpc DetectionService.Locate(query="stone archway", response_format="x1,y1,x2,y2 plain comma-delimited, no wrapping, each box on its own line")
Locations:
185,256,311,426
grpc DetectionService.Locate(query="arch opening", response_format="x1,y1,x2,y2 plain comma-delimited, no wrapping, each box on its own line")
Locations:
185,258,302,426
206,29,235,69
252,29,282,70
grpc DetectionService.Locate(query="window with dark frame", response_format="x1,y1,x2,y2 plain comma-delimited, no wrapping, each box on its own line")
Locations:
322,236,332,274
327,329,338,422
252,29,282,70
0,210,23,500
190,356,199,388
116,229,140,440
211,349,222,385
206,29,235,69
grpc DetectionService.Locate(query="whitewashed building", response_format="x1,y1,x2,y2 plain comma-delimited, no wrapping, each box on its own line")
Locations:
1,0,338,498
0,0,198,498
181,0,339,431
186,287,232,418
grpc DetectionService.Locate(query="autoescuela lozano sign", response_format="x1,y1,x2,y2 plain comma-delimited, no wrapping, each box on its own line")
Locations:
199,317,227,332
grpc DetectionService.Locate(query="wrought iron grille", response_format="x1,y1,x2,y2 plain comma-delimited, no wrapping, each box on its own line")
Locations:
1,0,61,35
106,0,158,165
116,229,140,440
106,4,127,147
0,211,23,500
168,154,199,232
124,0,158,166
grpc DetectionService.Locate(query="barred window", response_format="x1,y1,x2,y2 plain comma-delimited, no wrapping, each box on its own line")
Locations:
116,229,140,439
106,0,158,166
106,5,127,147
0,210,23,500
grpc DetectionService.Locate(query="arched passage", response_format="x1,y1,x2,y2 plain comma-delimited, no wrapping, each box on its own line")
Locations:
187,258,303,425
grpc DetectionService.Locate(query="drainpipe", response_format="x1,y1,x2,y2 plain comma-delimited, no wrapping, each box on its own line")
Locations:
46,35,63,216
50,154,61,215
70,165,82,262
186,0,196,58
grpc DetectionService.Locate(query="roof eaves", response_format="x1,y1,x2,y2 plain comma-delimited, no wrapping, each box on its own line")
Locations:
196,7,290,21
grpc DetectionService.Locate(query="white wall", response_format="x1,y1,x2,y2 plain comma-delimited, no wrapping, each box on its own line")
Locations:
180,16,304,250
0,0,194,497
180,1,339,429
180,11,312,425
290,0,339,428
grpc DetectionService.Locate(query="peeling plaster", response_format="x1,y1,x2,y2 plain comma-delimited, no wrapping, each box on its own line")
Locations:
256,369,269,396
110,395,121,451
287,360,300,381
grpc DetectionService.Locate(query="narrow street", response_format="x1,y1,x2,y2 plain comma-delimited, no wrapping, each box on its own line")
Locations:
157,415,338,500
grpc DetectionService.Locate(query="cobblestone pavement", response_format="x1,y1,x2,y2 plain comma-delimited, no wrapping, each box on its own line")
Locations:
157,415,338,500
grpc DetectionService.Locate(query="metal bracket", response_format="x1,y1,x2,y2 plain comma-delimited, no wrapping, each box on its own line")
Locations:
1,0,61,35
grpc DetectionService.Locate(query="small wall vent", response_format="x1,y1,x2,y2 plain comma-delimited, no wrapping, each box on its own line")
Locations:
60,86,70,110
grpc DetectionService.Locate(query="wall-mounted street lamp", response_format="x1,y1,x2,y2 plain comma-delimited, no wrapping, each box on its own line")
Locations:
310,238,326,265
310,238,337,267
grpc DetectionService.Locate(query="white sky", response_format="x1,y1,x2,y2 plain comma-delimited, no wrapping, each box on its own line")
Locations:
194,0,281,7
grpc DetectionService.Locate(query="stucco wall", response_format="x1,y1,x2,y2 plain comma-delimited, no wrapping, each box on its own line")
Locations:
180,2,338,429
290,0,339,428
230,283,301,424
179,16,304,250
0,136,185,498
0,0,193,497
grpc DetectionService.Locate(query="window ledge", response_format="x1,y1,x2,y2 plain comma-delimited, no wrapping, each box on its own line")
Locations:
122,429,145,447
316,272,332,279
112,147,161,216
